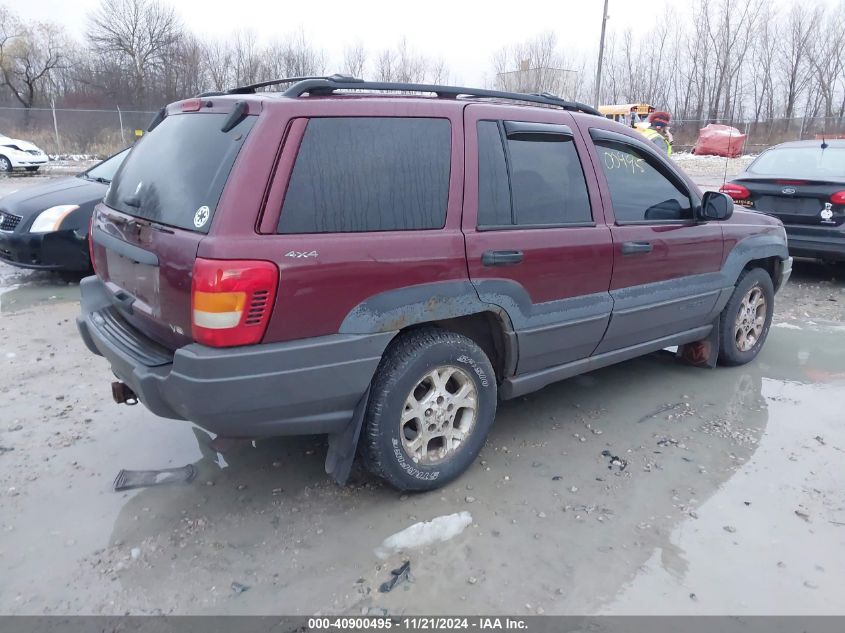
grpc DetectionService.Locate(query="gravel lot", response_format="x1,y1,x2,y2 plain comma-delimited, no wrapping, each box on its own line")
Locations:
1,165,844,616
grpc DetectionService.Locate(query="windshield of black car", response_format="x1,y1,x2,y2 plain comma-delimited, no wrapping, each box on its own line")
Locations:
748,146,845,179
84,149,130,183
104,112,255,233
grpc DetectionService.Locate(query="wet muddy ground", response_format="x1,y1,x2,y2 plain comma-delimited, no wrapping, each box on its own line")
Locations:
1,171,844,616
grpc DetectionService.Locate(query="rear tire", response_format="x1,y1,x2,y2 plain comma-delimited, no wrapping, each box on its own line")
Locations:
0,156,11,173
718,268,774,366
360,327,497,491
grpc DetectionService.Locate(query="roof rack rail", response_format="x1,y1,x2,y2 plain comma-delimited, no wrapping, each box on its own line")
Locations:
279,76,600,116
223,73,364,95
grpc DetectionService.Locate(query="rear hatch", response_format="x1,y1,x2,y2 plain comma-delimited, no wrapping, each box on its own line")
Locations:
737,178,845,228
90,103,257,349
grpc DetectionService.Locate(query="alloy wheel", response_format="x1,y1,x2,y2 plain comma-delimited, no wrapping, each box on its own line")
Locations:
399,365,478,465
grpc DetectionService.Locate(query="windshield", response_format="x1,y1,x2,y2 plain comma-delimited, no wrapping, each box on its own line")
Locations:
104,112,255,233
748,146,845,179
84,148,130,183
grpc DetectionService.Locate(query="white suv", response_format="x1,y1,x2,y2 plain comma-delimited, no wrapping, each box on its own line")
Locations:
0,135,49,173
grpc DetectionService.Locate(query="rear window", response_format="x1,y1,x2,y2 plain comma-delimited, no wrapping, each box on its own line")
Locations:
278,117,451,233
105,112,255,232
749,146,845,179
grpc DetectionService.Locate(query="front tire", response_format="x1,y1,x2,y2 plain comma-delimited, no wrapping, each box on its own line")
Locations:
360,327,497,491
718,268,774,366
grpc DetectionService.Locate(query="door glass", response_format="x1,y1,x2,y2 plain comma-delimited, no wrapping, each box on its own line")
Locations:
476,121,592,227
477,121,512,226
509,134,592,225
595,140,692,222
279,117,451,233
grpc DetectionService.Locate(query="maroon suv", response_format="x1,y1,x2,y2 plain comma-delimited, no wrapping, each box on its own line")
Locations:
77,76,791,491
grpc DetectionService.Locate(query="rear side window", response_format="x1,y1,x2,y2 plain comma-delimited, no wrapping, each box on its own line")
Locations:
105,112,255,233
594,139,692,222
278,117,451,233
477,120,592,227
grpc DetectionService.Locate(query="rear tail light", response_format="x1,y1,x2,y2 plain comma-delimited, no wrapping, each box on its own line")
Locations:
830,191,845,205
191,258,279,347
719,182,750,200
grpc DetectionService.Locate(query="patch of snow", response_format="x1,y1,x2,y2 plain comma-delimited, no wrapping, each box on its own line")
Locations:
375,511,472,559
773,322,803,330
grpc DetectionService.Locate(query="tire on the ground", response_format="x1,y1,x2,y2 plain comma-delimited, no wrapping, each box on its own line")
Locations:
360,326,497,491
0,156,11,172
718,267,775,366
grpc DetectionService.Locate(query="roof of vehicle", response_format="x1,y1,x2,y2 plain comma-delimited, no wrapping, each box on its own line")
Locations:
194,74,601,117
769,139,845,150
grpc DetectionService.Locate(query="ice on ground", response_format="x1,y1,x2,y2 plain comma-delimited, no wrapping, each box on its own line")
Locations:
773,322,803,330
375,511,472,559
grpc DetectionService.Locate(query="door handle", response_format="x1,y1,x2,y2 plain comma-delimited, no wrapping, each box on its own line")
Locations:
621,241,653,255
482,250,524,266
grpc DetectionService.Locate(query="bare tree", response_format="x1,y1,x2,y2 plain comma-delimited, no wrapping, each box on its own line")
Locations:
807,3,845,120
87,0,181,105
201,39,233,91
342,41,367,79
749,3,778,121
231,29,262,87
493,31,578,98
0,8,65,112
374,39,446,85
777,4,821,120
264,29,326,81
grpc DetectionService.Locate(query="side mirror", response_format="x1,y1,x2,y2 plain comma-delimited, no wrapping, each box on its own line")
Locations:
699,191,734,221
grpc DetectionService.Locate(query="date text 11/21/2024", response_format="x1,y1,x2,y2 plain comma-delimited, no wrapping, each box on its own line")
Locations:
306,617,529,630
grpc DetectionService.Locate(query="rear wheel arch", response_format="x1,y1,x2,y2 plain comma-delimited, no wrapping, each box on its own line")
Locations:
402,310,515,383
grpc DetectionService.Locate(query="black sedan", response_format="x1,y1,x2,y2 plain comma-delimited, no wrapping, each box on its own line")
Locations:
720,139,845,262
0,149,129,272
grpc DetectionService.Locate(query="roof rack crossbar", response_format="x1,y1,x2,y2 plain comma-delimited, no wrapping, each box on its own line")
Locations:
226,73,364,95
279,77,600,116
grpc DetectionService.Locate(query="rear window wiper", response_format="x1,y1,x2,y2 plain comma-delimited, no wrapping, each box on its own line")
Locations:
89,176,110,184
122,195,141,208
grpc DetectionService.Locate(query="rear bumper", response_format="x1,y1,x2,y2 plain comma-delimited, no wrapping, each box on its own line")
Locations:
76,276,393,438
784,224,845,261
0,228,90,271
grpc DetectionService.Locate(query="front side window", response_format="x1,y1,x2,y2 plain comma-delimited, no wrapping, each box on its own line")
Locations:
477,120,592,227
278,117,451,233
594,139,692,222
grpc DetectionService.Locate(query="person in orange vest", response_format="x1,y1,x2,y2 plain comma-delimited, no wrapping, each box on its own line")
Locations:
637,111,673,155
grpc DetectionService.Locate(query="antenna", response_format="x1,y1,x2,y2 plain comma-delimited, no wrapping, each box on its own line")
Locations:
721,122,734,188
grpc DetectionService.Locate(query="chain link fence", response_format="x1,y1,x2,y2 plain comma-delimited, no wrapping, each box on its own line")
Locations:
2,105,845,158
670,117,845,154
0,105,157,158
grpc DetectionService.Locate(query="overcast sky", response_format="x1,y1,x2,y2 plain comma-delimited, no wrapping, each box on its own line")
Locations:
10,0,682,85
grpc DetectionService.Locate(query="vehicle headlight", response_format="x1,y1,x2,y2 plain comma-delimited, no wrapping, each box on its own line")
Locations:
30,205,79,233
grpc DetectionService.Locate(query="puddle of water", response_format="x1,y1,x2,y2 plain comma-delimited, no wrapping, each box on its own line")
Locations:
0,263,81,314
601,378,845,615
1,302,844,615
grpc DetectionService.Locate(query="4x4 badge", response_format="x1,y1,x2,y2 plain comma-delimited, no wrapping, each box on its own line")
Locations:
285,250,318,258
193,206,210,228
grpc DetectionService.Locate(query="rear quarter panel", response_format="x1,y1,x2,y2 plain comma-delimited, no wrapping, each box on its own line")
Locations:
198,98,470,342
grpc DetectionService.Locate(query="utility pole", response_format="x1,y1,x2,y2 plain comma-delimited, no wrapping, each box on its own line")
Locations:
594,0,610,108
